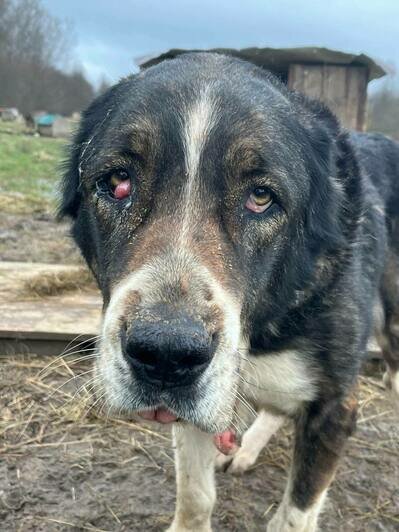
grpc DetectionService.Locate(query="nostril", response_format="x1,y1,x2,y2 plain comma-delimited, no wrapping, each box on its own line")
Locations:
134,349,158,368
179,354,203,369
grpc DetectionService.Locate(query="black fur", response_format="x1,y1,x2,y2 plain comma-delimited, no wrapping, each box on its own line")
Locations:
60,50,399,403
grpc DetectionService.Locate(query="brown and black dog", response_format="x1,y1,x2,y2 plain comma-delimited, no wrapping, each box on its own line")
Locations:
60,53,399,531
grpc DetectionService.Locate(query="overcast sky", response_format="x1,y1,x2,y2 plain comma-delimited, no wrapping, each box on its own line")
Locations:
42,0,398,92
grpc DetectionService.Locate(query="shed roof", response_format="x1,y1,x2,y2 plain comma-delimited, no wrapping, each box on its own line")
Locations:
37,114,63,126
139,46,385,82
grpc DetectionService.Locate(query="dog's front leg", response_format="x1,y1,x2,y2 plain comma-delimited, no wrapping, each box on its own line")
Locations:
168,424,217,532
267,395,357,532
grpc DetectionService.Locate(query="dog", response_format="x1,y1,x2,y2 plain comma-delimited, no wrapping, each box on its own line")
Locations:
59,52,399,531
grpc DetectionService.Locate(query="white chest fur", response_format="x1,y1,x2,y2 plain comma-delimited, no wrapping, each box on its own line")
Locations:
240,350,318,415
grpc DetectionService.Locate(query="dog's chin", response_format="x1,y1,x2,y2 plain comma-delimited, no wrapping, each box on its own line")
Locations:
93,351,241,434
96,380,234,434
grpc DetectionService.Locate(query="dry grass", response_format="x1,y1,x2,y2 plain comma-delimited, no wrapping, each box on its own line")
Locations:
0,352,396,460
20,268,97,298
0,350,169,456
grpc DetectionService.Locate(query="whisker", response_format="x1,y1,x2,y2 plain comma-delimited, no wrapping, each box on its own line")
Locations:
83,389,108,419
61,333,101,355
60,374,102,410
237,372,300,395
39,351,99,380
39,340,100,377
235,389,257,419
52,368,97,397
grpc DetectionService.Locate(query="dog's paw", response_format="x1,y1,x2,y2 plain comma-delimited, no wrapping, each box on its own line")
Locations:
215,449,257,474
266,504,318,532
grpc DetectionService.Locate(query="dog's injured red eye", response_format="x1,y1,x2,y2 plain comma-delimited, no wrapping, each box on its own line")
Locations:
246,187,273,213
109,171,131,200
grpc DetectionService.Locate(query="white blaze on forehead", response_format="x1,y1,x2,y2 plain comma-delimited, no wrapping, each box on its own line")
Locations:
183,85,218,178
180,85,220,241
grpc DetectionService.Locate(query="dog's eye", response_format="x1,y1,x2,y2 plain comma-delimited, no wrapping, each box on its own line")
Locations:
110,170,131,199
98,170,131,200
245,187,273,213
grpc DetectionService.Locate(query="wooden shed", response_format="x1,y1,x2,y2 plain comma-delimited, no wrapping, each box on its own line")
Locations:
36,113,73,138
139,47,386,131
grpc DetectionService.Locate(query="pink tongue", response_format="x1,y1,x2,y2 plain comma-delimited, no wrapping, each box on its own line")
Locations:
213,429,238,455
138,407,178,424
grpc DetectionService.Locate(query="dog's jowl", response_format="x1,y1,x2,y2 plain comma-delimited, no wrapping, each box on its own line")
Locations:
60,53,399,531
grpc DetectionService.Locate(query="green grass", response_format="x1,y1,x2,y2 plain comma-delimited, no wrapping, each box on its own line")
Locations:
0,121,66,213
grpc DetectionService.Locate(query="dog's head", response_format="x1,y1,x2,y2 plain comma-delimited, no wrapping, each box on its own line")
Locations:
60,53,354,432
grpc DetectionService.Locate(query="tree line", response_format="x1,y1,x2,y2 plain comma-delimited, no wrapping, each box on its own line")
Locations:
0,0,100,116
1,0,398,137
368,87,399,140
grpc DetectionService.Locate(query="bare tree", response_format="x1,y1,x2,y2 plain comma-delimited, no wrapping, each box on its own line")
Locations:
368,86,399,140
97,76,112,97
0,0,94,114
3,0,70,66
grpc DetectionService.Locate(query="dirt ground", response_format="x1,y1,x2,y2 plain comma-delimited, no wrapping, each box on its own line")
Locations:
0,212,81,264
0,214,398,532
1,354,398,532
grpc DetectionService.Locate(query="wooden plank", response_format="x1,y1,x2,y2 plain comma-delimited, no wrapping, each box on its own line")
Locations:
303,66,324,100
0,296,101,336
0,261,383,360
345,66,368,131
0,262,102,355
288,64,304,91
288,64,368,131
0,337,95,356
322,66,347,120
289,64,324,99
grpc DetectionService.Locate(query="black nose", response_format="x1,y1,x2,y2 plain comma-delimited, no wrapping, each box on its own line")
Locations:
122,312,216,388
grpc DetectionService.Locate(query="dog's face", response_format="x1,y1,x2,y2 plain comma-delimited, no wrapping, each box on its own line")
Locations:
61,54,343,432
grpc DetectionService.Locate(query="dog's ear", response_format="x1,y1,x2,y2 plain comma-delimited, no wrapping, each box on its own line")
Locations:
58,129,84,219
296,95,359,251
58,81,126,219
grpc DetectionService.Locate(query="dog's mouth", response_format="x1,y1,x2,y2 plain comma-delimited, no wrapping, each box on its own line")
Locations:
137,407,239,455
137,407,180,424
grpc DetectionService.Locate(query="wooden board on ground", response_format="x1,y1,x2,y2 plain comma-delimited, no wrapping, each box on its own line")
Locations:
0,262,102,355
0,261,382,359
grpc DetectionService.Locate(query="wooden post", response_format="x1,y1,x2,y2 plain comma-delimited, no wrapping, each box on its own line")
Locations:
288,64,369,131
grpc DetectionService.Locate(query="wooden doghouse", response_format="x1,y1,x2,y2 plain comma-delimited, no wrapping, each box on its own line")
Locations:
139,47,385,131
